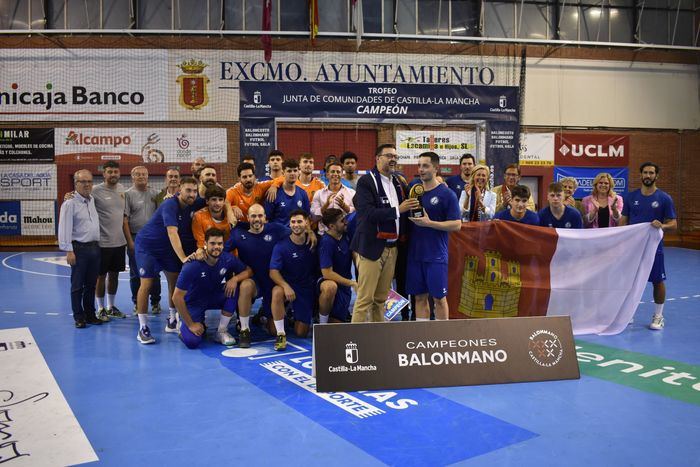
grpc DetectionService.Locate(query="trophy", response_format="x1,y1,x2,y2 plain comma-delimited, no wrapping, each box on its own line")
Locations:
408,184,425,218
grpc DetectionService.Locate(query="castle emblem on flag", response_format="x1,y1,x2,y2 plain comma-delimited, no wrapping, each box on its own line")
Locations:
459,250,521,318
176,59,210,110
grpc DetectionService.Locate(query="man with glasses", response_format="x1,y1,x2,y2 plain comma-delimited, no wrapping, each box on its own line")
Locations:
350,143,418,323
493,164,536,213
58,170,102,328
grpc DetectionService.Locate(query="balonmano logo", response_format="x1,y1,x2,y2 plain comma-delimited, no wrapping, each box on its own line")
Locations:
528,329,564,367
0,82,145,111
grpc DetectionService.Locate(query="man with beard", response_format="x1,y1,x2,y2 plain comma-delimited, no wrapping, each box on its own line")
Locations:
264,159,310,226
619,162,677,330
92,160,128,321
311,161,356,234
296,153,326,202
134,177,205,344
318,208,357,324
226,162,279,222
341,151,359,190
269,210,319,349
197,165,218,199
191,157,206,182
351,143,417,323
406,152,461,321
173,228,253,349
445,153,476,200
192,185,237,248
124,166,162,314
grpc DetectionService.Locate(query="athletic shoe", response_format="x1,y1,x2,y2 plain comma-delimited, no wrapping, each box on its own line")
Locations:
274,333,287,351
96,308,111,322
238,328,251,348
165,316,179,333
151,303,162,315
137,326,156,344
215,331,236,346
107,306,126,319
649,315,665,330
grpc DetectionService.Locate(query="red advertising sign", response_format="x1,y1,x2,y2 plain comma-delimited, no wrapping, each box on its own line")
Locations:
555,134,629,167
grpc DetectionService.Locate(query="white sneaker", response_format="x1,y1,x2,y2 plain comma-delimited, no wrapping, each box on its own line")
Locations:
649,315,665,330
215,331,236,346
165,315,179,333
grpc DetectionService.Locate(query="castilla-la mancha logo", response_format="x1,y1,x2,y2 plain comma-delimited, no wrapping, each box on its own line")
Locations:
345,342,358,364
176,59,210,110
528,329,563,367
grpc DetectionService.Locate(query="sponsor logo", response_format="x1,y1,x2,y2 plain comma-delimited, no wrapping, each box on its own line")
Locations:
64,130,132,148
499,95,507,108
200,271,206,278
0,171,52,188
558,143,625,158
0,82,144,111
0,211,18,223
528,329,563,367
177,59,210,110
0,340,28,352
263,234,272,242
296,200,302,207
652,201,659,208
430,196,439,205
139,268,145,275
345,342,358,364
565,222,572,228
177,134,190,149
253,91,262,104
219,268,227,276
398,338,508,367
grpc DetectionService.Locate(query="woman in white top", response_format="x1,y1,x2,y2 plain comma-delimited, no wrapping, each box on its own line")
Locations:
458,164,497,222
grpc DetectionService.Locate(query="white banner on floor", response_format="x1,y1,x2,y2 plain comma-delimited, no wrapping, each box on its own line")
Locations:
0,327,97,466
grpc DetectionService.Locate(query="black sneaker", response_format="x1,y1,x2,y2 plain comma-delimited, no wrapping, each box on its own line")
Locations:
86,316,103,325
75,320,87,329
238,328,252,348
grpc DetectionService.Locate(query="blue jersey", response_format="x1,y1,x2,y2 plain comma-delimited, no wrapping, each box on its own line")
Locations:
270,237,318,288
264,186,310,226
408,184,461,263
494,208,540,226
445,174,468,200
135,195,205,256
319,233,352,280
225,223,290,290
176,252,247,307
623,188,676,251
538,206,583,229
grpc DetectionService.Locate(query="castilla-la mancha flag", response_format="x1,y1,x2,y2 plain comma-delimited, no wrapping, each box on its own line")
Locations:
447,222,662,335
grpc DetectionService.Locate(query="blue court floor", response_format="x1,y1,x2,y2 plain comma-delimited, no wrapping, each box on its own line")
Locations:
0,248,699,466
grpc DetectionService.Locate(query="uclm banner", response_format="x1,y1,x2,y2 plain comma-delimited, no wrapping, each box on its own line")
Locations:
554,134,629,167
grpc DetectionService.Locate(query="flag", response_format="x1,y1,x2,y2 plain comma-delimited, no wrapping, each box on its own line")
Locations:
351,0,364,50
447,222,662,335
309,0,319,44
261,0,272,62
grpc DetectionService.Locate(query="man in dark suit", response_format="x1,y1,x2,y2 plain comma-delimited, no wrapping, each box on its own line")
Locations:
350,143,418,322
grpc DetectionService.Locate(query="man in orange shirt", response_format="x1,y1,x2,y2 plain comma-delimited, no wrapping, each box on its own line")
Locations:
192,185,237,248
226,162,279,222
296,153,326,202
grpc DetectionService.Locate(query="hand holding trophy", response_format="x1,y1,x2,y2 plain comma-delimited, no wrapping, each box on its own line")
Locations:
408,184,425,218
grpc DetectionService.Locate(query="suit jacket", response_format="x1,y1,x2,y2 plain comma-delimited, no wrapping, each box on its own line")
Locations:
350,171,407,261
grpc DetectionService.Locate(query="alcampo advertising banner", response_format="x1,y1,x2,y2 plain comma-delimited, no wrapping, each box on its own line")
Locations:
396,130,476,165
54,128,227,164
0,49,519,122
0,164,57,200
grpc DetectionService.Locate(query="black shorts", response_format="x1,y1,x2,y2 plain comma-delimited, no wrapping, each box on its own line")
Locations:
99,245,126,275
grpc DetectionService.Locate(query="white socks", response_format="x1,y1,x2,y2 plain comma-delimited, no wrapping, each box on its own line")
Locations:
319,314,329,324
274,319,285,335
240,315,250,331
138,313,148,328
107,294,116,309
654,303,664,318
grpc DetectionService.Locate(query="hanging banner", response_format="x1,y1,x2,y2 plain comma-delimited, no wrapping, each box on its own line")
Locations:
54,128,227,164
395,130,476,165
486,121,520,186
555,134,629,167
0,129,54,162
553,167,629,198
0,201,21,235
239,81,520,121
239,118,276,179
0,164,57,200
519,133,554,166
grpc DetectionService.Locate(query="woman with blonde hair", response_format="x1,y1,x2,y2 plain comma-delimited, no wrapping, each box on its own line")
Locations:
581,172,623,228
458,164,496,222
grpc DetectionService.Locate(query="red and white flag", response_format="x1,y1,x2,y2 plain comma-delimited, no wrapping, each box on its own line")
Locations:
447,222,662,335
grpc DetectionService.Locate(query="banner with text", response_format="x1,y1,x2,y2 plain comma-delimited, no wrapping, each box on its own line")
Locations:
555,134,629,167
487,121,520,186
0,201,20,235
239,118,276,179
0,164,57,200
520,133,554,166
395,130,476,165
0,201,55,236
54,128,227,164
0,129,54,162
313,317,579,392
553,166,629,198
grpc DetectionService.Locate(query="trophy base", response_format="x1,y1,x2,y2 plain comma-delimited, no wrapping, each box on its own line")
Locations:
409,209,424,218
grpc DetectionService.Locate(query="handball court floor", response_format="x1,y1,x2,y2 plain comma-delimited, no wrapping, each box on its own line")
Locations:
0,248,699,466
